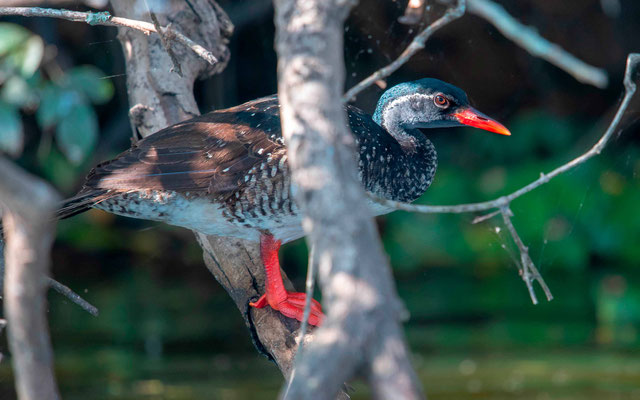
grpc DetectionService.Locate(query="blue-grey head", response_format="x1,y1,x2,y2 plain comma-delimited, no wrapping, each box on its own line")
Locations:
373,78,511,142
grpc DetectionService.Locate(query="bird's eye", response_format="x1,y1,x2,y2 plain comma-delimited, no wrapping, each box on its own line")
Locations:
434,94,449,108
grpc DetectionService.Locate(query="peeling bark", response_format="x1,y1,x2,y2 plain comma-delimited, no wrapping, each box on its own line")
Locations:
109,0,306,376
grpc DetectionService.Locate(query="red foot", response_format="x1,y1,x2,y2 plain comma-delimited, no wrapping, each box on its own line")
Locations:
249,234,324,326
250,291,323,326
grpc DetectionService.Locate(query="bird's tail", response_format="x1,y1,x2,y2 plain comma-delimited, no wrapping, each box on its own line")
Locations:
0,190,110,241
56,189,111,220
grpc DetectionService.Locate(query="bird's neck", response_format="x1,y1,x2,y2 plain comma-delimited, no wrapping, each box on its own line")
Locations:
355,106,437,203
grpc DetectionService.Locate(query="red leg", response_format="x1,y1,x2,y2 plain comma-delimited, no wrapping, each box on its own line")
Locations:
249,234,324,326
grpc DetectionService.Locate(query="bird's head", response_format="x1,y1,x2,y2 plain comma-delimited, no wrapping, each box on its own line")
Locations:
373,78,511,137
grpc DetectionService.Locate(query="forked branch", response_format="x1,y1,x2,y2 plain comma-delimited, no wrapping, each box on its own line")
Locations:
0,6,218,66
345,0,608,103
369,53,639,303
343,0,466,102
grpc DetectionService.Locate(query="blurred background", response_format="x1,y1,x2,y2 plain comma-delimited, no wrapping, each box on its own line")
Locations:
1,0,639,398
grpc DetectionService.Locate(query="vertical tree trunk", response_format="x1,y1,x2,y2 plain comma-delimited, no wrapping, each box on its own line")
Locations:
274,0,424,398
0,158,61,400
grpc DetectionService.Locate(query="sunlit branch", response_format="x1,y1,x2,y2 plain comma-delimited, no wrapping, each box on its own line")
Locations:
343,0,466,102
399,0,427,25
466,0,608,88
0,7,218,66
371,53,639,303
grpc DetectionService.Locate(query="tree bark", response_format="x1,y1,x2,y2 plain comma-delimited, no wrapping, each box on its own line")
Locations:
108,0,306,376
0,157,61,400
273,0,424,398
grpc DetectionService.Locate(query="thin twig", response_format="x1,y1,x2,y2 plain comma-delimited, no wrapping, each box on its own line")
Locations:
371,53,638,303
466,0,608,88
343,0,466,102
283,245,317,399
471,209,500,224
371,54,638,215
500,206,553,304
298,244,316,349
0,7,218,66
148,12,183,76
47,277,99,317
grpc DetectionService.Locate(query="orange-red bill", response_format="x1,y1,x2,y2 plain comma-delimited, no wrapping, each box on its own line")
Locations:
453,107,511,136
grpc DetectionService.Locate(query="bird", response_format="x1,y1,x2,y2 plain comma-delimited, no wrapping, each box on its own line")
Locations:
58,78,510,326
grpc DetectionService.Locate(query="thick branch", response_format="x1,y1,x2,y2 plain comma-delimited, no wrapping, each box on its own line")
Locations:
0,157,61,400
275,0,422,398
108,0,305,378
0,6,219,66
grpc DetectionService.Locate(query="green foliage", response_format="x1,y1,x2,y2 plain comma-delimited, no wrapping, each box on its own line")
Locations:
65,65,115,105
0,23,113,165
57,103,99,164
0,23,44,78
0,101,23,156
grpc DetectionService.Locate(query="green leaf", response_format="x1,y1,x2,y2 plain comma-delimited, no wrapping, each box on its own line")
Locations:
2,32,44,78
0,102,24,157
1,75,36,107
16,35,44,77
66,65,114,104
0,23,30,57
37,85,81,129
56,104,98,164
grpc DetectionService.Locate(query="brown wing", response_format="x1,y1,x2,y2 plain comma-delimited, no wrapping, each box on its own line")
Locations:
82,95,284,197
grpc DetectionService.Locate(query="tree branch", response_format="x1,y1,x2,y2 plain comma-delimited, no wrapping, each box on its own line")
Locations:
345,0,609,103
0,157,61,400
274,0,423,398
47,277,99,316
500,206,552,304
108,0,306,380
371,53,638,216
343,0,466,102
465,0,608,88
369,52,639,303
0,6,219,66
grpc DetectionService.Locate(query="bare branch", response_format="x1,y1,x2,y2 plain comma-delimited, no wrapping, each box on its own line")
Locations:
145,4,183,76
345,0,609,102
500,206,553,304
0,6,219,66
47,277,99,317
372,53,638,216
275,0,423,398
1,0,106,6
370,52,638,303
108,0,308,381
0,157,61,400
343,0,466,102
466,0,608,88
